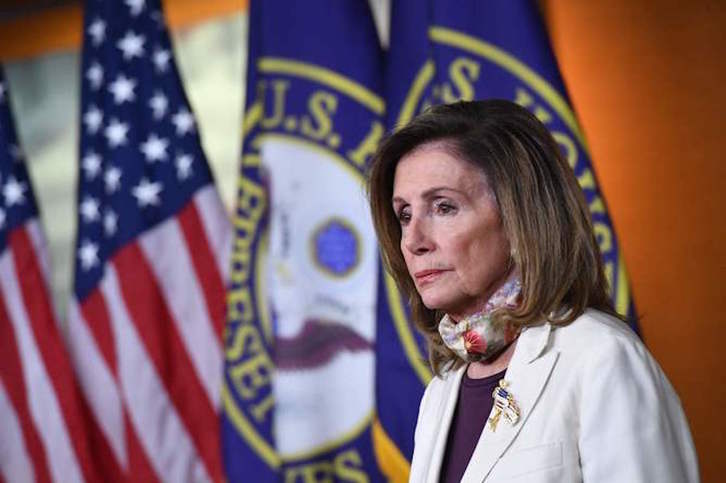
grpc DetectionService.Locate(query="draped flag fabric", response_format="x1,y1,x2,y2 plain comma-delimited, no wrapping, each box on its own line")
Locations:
223,0,386,481
0,68,100,483
375,0,639,479
66,1,231,481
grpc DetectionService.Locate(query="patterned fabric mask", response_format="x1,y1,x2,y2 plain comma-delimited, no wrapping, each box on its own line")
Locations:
438,277,522,363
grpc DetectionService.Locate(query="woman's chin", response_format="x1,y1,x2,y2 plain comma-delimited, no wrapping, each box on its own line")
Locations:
421,294,482,321
420,293,453,313
418,290,438,309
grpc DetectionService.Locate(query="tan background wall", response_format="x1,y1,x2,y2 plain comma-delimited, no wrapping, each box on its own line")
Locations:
544,1,725,481
1,0,723,481
0,0,245,61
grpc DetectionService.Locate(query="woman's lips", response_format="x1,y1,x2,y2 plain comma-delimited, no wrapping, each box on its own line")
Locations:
414,269,448,285
275,319,372,370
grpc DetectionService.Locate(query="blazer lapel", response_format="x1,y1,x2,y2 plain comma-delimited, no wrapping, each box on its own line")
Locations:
425,366,466,483
460,323,559,483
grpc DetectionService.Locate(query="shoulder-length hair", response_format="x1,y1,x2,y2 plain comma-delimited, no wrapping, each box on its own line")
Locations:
368,100,622,375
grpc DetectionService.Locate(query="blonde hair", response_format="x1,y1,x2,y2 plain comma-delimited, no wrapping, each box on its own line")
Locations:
368,100,622,375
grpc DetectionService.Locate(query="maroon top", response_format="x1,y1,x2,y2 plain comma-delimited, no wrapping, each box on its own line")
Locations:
438,369,507,483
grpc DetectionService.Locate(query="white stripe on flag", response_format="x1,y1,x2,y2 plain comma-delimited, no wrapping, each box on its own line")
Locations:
139,215,223,407
100,264,211,483
0,249,84,483
194,185,232,281
67,298,127,468
0,378,35,483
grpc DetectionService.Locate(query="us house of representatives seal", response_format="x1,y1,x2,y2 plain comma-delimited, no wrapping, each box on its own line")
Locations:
226,55,386,481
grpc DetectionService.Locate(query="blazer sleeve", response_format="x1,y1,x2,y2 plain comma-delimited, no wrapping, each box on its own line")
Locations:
577,333,700,482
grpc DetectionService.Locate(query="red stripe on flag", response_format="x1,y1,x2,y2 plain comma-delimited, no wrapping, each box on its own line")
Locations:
178,201,226,341
79,287,118,378
112,243,223,482
75,382,161,483
0,295,53,483
73,343,159,483
76,387,126,483
9,228,101,483
124,410,161,483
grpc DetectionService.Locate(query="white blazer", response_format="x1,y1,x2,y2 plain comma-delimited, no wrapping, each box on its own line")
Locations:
409,309,699,482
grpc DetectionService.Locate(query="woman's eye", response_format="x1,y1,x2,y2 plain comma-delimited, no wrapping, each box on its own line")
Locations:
397,208,411,225
435,201,457,215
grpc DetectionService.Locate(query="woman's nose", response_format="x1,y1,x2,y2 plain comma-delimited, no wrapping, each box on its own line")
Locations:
403,216,433,255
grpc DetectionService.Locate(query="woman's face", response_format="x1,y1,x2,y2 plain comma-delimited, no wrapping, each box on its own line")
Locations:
392,143,512,321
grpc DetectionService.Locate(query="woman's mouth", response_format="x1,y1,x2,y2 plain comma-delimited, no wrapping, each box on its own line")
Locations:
414,269,448,285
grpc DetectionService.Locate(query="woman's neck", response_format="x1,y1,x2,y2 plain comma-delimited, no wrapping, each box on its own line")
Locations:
466,339,517,379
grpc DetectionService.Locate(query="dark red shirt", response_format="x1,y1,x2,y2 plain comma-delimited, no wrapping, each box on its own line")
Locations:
438,369,506,483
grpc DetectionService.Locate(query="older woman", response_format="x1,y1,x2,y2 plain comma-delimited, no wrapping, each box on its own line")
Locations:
368,100,698,482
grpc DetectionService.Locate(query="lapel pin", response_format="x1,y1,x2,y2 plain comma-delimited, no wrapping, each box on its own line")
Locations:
488,379,520,432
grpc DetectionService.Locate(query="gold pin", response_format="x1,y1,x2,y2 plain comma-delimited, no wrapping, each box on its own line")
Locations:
488,380,520,432
487,407,503,431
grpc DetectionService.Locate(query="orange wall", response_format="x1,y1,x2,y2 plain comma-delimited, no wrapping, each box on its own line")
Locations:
544,1,725,481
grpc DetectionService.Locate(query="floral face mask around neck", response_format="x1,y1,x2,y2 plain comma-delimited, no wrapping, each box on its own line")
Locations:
438,277,522,363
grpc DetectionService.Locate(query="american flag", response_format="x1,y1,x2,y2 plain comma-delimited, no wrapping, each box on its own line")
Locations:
66,1,231,481
0,68,99,483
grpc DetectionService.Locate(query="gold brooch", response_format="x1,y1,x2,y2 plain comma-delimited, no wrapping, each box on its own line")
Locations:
488,379,520,432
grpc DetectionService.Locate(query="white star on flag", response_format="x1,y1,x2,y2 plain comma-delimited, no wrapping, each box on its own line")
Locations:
140,133,169,162
86,62,104,90
87,18,106,46
132,178,163,207
0,208,5,229
3,176,27,206
82,151,102,180
104,166,122,193
104,118,129,148
125,0,146,16
0,82,5,103
175,153,193,180
117,31,146,60
78,240,99,271
149,91,168,119
83,105,104,134
108,74,136,104
79,196,101,223
152,48,171,73
103,209,118,236
171,108,195,136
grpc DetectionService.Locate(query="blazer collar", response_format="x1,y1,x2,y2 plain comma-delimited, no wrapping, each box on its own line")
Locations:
460,322,558,482
514,321,552,364
423,323,557,483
